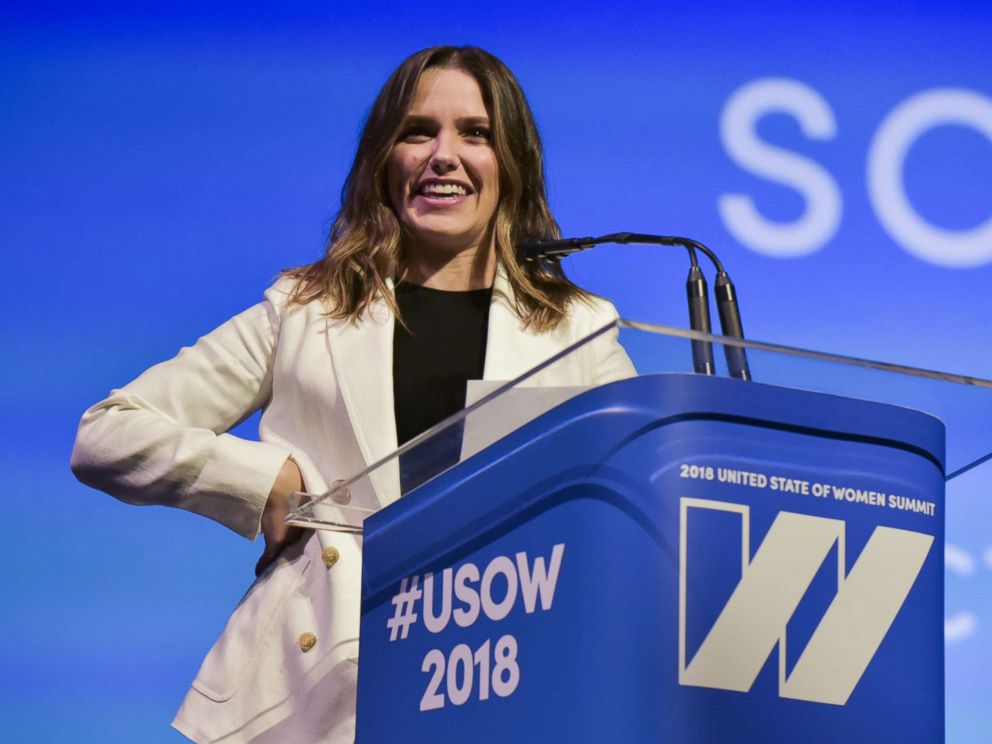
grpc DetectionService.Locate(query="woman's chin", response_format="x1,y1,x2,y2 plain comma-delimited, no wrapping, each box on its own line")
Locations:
405,225,491,256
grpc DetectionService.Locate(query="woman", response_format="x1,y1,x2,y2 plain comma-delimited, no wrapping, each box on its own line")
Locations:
71,46,633,743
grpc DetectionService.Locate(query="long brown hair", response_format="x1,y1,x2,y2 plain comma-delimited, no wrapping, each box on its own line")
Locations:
285,46,588,331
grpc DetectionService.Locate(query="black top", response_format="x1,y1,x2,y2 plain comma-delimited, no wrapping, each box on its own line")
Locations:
392,282,493,447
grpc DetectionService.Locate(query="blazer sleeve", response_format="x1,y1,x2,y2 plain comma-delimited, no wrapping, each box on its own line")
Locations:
70,281,295,540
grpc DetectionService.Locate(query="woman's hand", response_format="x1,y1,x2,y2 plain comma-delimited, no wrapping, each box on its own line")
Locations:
255,457,306,576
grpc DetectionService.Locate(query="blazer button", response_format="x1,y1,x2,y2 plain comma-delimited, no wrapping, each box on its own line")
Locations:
331,479,351,505
298,632,317,653
322,546,340,568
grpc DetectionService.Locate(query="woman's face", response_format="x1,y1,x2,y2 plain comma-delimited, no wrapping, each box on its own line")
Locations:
387,67,500,258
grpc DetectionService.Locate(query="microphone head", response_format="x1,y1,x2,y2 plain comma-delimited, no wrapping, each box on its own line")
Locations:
517,236,597,261
517,239,550,261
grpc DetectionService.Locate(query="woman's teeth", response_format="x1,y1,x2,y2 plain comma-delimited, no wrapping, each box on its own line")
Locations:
420,183,468,197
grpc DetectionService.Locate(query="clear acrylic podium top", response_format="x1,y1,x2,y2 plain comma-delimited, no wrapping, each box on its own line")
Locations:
286,320,992,534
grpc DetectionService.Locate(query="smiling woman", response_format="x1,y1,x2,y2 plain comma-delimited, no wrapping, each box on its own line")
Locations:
70,45,634,743
387,67,500,286
286,45,590,330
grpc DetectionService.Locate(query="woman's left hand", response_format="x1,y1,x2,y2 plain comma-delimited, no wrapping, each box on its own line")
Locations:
255,457,306,576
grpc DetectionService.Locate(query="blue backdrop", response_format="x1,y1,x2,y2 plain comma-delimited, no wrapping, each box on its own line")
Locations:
2,2,990,741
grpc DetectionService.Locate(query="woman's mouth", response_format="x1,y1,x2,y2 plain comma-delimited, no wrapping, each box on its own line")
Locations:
415,181,472,203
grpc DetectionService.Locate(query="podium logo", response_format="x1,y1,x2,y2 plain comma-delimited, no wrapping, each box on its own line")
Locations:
678,498,933,705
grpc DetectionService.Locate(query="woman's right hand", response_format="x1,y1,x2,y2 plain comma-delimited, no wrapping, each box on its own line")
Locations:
255,457,305,576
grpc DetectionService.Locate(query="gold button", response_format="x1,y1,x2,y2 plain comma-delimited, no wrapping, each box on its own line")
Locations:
321,546,340,568
298,632,317,653
331,479,351,505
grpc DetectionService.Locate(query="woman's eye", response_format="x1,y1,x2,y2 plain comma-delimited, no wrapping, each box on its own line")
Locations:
400,128,432,143
465,127,491,142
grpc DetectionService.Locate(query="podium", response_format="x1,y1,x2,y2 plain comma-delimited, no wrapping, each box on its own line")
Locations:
288,320,992,743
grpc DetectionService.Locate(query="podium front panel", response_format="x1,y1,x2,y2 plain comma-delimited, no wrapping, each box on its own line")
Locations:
355,375,944,743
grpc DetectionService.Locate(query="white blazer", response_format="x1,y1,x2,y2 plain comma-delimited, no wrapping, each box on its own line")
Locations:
71,271,634,743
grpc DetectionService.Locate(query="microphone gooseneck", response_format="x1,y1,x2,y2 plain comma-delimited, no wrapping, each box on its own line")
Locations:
518,232,749,380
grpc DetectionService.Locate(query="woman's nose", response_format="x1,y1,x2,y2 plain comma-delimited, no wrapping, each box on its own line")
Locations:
428,131,458,173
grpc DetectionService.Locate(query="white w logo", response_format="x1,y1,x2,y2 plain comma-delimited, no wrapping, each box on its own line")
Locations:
678,498,933,705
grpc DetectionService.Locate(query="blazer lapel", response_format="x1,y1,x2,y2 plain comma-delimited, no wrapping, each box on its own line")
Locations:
483,269,556,382
326,290,399,507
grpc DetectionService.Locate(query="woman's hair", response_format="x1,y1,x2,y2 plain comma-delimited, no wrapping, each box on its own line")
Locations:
285,45,588,331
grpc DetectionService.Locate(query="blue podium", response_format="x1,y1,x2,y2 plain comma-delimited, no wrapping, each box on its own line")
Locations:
289,321,991,743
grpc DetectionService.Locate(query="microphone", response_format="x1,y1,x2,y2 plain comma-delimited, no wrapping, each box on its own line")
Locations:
686,264,715,375
715,271,750,381
518,232,750,380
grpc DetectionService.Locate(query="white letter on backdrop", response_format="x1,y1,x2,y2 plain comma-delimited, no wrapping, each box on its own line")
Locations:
867,88,992,268
719,78,842,258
